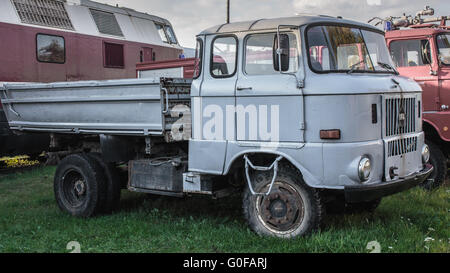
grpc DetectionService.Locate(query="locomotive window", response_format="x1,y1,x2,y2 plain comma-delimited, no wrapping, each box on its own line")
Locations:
390,39,432,67
211,36,237,78
104,42,124,68
165,26,178,44
36,34,65,64
156,24,169,43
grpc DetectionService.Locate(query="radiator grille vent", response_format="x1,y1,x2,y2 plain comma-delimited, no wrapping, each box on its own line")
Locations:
387,136,418,157
90,9,123,37
12,0,74,30
385,97,416,137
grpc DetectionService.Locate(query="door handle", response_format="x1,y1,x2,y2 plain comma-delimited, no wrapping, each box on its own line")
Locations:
237,86,252,91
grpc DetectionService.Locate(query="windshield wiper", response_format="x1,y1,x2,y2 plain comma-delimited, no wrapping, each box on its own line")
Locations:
347,60,365,74
377,62,398,74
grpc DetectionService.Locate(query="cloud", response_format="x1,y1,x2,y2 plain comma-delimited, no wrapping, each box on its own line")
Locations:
367,0,382,6
292,0,448,24
98,0,448,48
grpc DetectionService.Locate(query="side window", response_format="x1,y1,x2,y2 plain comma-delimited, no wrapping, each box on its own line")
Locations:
104,42,124,68
390,39,432,67
436,34,450,65
36,34,65,64
211,36,237,77
193,39,203,79
245,33,298,75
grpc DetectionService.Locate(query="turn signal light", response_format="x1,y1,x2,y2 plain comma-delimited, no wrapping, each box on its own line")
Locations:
320,129,341,139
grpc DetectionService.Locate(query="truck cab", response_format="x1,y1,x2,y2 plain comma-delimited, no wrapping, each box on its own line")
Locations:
380,7,450,189
0,15,433,238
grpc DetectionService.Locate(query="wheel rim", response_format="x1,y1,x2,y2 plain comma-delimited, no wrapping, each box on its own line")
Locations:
61,169,87,208
255,182,305,235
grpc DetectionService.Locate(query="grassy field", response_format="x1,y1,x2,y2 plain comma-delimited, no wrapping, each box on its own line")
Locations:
0,166,448,253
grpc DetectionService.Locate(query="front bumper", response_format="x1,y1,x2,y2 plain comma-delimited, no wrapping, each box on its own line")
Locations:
344,164,433,203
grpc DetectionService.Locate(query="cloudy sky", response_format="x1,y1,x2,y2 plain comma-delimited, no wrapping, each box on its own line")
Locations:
99,0,449,48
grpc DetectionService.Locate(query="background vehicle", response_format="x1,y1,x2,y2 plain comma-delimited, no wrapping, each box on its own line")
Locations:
137,58,196,79
0,15,432,238
370,6,449,189
0,0,182,158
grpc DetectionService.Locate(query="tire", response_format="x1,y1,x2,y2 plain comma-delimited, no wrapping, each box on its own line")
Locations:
420,141,446,190
86,153,121,213
54,153,107,217
242,165,323,238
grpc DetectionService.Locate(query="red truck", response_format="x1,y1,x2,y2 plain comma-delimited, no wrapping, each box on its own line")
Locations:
370,6,449,189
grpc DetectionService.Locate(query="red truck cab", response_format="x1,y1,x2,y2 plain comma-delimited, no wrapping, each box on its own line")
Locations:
381,8,449,188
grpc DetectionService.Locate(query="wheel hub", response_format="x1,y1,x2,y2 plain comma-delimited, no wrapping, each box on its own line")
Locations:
74,180,86,195
260,189,300,227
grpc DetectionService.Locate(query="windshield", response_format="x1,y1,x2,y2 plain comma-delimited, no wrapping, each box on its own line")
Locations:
437,34,450,65
307,25,396,73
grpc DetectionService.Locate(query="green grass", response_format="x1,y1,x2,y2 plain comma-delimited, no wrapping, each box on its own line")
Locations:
0,166,448,253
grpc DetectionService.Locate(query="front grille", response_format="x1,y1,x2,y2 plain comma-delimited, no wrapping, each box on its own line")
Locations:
387,136,418,157
385,97,416,137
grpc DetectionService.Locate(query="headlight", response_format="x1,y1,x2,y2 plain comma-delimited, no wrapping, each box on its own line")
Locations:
358,157,372,182
422,144,430,163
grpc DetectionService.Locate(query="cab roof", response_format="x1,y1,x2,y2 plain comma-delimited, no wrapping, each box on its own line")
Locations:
198,15,381,35
385,26,449,39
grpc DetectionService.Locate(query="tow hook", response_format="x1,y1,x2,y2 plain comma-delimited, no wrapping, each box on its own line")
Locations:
244,155,283,196
389,166,399,180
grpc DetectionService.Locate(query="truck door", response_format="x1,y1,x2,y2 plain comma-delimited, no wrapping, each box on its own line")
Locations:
235,31,304,143
389,38,439,112
190,35,238,173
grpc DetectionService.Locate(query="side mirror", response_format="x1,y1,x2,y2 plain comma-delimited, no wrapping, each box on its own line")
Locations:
273,34,290,72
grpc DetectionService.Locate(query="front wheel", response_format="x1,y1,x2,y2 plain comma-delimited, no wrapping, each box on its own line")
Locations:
242,166,323,238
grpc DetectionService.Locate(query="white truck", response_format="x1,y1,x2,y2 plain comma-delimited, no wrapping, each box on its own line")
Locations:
0,15,433,238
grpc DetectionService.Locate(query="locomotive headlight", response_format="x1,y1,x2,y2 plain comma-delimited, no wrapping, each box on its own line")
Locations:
422,144,430,163
358,157,372,182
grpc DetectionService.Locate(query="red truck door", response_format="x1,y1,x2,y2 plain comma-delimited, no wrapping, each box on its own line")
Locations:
435,33,450,139
389,38,439,112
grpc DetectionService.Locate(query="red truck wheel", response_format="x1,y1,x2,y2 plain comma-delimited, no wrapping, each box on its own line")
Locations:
421,141,447,190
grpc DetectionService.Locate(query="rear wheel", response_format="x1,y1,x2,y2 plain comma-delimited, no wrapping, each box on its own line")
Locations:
420,141,446,190
86,153,121,213
54,153,106,217
243,165,322,238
